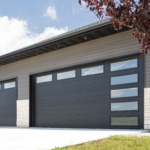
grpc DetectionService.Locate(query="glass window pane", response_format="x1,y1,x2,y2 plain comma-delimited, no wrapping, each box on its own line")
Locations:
111,117,138,126
111,59,138,72
111,88,138,98
4,81,16,89
111,74,138,85
111,102,138,111
57,70,76,80
37,75,52,83
81,65,103,76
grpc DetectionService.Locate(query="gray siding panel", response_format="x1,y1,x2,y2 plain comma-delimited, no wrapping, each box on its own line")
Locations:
0,30,144,100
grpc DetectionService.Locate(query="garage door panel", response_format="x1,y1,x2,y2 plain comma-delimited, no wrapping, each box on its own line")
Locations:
36,97,104,103
47,85,109,91
35,75,109,128
35,97,108,104
0,118,15,126
36,89,108,99
35,95,108,101
36,84,109,91
35,100,108,108
2,90,16,96
35,114,109,128
36,85,109,96
0,106,16,111
0,117,16,125
0,101,16,106
36,110,108,117
36,106,109,114
0,95,16,99
54,80,108,89
35,110,109,117
0,80,16,126
36,101,108,112
35,99,109,109
0,112,16,118
33,56,144,128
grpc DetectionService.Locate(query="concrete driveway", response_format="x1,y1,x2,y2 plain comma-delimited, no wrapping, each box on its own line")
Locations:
0,127,141,150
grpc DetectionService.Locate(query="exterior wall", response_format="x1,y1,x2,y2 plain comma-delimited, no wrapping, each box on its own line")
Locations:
144,52,150,130
0,30,149,128
17,100,29,127
0,30,140,100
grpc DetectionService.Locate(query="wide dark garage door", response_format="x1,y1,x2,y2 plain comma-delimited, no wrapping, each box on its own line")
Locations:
31,55,144,129
0,79,17,126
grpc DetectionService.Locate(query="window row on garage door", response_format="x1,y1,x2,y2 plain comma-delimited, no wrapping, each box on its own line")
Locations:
30,55,144,129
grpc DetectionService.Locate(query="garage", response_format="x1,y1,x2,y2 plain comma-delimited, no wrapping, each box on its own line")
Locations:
0,79,17,126
30,55,144,129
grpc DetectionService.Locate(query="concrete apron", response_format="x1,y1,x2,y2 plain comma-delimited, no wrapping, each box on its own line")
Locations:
0,127,143,150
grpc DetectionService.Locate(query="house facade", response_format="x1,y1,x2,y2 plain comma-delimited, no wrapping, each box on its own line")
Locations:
0,18,149,129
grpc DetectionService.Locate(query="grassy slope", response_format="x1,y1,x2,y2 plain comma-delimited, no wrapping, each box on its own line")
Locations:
54,135,150,150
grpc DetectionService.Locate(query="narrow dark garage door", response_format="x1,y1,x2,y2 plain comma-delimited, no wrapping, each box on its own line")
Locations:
0,80,17,126
31,55,144,129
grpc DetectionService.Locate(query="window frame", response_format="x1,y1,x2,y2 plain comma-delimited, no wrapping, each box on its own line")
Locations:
57,70,76,81
110,87,139,99
110,101,139,112
110,73,139,86
110,116,139,126
4,81,16,89
110,58,138,72
81,65,104,77
36,74,52,84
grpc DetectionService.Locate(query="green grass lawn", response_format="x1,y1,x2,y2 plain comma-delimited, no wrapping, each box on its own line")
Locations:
54,135,150,150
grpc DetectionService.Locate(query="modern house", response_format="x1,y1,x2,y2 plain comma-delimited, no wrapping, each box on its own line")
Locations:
0,18,149,130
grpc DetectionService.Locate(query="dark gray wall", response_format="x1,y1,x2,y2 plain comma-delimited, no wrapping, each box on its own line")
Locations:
31,55,144,129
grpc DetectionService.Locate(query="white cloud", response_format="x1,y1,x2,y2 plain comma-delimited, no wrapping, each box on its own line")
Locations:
0,16,68,56
44,6,57,20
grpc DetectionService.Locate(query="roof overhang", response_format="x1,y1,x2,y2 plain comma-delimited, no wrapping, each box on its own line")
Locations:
0,18,130,66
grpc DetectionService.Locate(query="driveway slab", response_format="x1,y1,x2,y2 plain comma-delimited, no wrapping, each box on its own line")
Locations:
0,127,142,150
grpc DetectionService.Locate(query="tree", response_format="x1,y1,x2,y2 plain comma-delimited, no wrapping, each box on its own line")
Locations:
79,0,150,55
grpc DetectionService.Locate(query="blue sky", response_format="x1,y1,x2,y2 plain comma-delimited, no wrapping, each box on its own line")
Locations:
0,0,98,55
